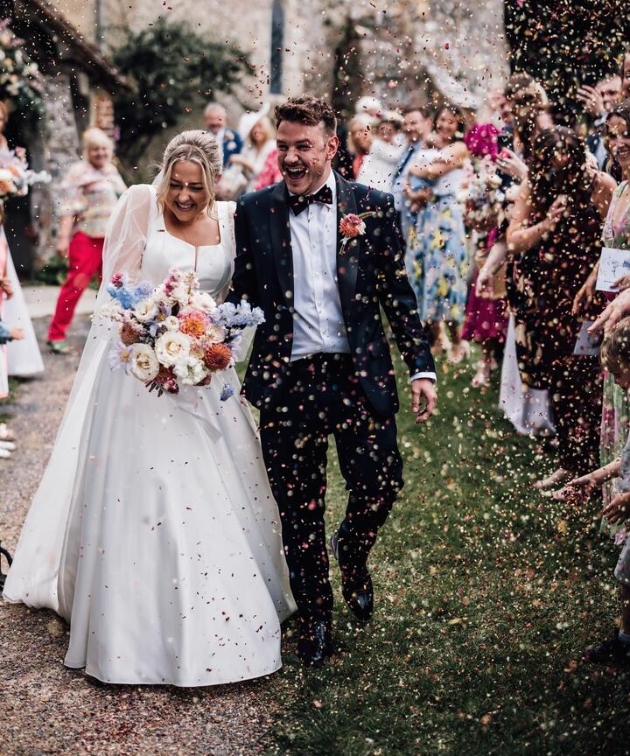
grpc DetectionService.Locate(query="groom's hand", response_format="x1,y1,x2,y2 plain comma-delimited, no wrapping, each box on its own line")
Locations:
411,378,437,424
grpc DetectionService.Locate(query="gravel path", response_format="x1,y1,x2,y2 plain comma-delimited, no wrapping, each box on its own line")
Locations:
0,316,280,756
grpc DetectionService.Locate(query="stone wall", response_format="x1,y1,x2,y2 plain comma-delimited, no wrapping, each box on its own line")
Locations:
101,0,507,118
331,0,509,115
33,75,81,266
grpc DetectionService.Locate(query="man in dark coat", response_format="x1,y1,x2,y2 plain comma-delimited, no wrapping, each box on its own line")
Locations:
230,96,437,665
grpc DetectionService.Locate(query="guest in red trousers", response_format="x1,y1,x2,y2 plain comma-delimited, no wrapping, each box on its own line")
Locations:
47,128,126,354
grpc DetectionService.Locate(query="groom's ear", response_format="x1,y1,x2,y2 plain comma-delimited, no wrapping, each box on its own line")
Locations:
326,135,339,161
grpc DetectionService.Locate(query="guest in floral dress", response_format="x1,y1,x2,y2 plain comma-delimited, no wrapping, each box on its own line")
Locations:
231,107,278,193
407,104,470,362
47,128,126,354
569,100,630,527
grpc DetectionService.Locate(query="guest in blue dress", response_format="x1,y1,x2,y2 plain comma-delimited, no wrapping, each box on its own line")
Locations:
407,105,470,363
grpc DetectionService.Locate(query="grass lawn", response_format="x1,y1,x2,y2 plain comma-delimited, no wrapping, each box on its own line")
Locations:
262,348,630,755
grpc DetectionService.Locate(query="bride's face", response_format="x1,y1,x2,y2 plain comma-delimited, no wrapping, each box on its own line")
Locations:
165,160,211,222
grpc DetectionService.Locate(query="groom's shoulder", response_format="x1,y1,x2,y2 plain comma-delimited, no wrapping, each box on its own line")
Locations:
237,184,279,212
345,180,395,211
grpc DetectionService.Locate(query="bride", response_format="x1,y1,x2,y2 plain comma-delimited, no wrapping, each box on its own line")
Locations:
3,130,295,686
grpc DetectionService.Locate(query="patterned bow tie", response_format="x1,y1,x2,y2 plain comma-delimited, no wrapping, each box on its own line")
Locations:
288,184,333,215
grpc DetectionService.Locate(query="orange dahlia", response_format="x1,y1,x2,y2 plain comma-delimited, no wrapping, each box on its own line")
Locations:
179,311,209,339
202,343,232,371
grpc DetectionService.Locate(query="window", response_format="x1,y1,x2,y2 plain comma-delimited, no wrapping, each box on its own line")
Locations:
270,0,284,95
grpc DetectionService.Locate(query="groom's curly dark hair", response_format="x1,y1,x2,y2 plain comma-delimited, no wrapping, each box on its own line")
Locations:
274,96,337,136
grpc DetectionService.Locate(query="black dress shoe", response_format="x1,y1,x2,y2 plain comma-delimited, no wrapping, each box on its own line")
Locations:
297,619,333,667
583,631,630,665
341,569,373,621
330,531,374,621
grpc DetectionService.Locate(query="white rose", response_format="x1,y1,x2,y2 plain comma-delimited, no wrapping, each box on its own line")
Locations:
130,344,160,382
155,331,191,366
163,315,180,331
175,356,208,385
191,291,217,312
170,283,190,306
133,297,159,322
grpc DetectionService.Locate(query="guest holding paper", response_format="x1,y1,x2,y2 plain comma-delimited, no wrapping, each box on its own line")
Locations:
572,100,630,518
507,126,615,489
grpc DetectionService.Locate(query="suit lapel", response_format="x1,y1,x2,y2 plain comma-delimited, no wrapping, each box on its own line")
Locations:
269,181,294,305
335,174,360,310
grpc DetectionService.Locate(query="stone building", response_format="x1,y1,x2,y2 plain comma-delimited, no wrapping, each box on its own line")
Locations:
4,0,508,271
102,0,508,122
0,0,126,273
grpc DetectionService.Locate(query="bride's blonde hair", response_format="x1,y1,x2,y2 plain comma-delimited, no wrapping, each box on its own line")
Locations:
155,130,222,213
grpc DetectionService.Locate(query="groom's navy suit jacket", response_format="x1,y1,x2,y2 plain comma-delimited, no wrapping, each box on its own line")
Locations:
230,172,435,418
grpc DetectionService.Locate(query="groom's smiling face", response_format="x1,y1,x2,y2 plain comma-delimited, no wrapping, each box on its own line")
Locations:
276,120,338,197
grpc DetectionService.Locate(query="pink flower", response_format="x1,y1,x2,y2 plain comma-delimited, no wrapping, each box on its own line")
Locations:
110,272,124,289
339,213,366,239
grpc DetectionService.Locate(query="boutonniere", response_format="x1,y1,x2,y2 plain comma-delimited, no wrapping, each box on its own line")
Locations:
339,212,375,253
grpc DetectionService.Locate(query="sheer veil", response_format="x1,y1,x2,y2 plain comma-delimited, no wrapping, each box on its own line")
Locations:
2,184,156,613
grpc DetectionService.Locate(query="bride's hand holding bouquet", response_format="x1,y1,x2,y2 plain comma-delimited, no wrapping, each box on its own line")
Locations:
98,266,264,396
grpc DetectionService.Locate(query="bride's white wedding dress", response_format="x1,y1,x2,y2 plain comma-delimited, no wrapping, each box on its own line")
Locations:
3,185,295,686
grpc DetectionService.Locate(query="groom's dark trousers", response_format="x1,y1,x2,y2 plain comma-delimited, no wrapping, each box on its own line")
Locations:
230,174,434,625
259,351,403,620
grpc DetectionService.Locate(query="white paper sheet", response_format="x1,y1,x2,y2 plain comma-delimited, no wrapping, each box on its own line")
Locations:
596,246,630,292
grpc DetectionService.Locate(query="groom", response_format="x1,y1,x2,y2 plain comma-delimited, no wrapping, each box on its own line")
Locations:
231,96,437,666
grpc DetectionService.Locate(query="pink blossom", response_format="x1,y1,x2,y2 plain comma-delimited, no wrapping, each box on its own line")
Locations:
110,272,124,289
339,214,366,239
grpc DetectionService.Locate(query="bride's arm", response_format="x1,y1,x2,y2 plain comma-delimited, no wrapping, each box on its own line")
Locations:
101,184,153,288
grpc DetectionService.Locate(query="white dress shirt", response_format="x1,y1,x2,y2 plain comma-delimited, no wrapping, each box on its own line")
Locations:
290,174,349,360
288,173,436,382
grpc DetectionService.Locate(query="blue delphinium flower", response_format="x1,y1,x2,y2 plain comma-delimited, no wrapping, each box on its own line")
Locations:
220,384,235,401
210,301,265,328
106,275,154,310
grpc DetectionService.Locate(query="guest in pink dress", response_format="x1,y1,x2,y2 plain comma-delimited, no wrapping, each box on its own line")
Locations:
461,123,508,387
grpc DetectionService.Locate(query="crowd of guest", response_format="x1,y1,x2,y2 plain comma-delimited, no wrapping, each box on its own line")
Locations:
190,56,630,513
304,51,630,674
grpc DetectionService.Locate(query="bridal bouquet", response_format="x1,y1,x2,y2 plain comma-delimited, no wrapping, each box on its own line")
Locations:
98,267,264,396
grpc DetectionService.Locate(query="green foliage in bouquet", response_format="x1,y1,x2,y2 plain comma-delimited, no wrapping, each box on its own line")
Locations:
112,18,253,164
0,19,44,130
